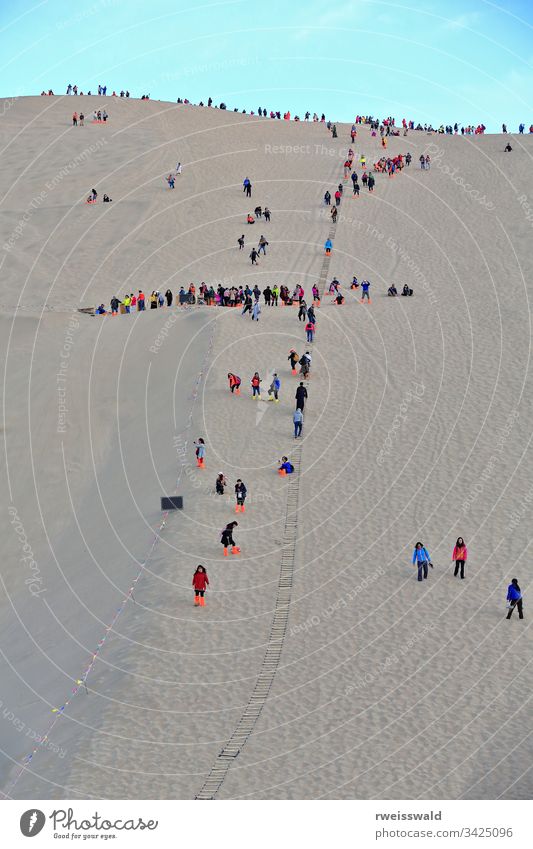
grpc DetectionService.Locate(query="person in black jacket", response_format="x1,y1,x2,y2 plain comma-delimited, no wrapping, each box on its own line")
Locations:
295,382,308,411
235,479,247,512
110,296,121,315
221,521,239,555
299,351,311,377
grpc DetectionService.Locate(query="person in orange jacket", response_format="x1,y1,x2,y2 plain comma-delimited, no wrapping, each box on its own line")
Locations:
227,373,241,394
192,565,209,606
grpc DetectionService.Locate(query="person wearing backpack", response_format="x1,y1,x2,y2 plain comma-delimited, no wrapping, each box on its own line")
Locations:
299,352,311,377
288,349,299,374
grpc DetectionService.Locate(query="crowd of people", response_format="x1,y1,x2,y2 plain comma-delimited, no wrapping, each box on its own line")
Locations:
41,84,131,97
37,84,533,136
76,89,525,618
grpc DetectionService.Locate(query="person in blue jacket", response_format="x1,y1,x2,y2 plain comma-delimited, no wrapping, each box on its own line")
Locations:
279,457,294,474
268,373,281,402
412,541,433,581
506,578,523,619
324,238,332,256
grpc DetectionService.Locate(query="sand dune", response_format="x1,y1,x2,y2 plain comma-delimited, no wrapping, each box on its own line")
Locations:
0,96,532,800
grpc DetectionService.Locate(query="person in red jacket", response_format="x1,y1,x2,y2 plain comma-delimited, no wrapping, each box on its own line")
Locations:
227,372,241,394
251,371,262,398
452,537,468,579
192,565,209,606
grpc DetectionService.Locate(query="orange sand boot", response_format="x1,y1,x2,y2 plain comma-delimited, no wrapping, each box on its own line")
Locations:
194,594,200,606
231,546,241,555
199,596,206,607
223,547,228,556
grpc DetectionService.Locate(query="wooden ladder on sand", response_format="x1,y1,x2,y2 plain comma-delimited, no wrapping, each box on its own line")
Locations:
195,444,303,800
316,220,337,300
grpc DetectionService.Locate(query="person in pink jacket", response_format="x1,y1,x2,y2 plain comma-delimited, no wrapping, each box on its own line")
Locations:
452,537,468,579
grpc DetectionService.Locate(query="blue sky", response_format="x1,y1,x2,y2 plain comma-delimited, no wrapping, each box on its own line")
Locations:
1,0,532,130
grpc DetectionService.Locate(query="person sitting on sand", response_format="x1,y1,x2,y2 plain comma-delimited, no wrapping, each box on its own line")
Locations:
504,143,512,152
402,284,413,296
103,194,112,202
247,214,255,224
95,304,106,314
388,284,398,296
278,457,294,475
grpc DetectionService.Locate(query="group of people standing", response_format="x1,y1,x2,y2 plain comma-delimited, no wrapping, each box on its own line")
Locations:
412,540,523,617
99,289,174,315
72,109,108,126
